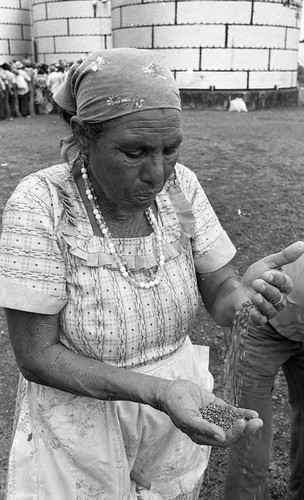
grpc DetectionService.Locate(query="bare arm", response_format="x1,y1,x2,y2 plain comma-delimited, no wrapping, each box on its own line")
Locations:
5,307,262,447
5,308,164,408
196,241,304,327
196,263,241,326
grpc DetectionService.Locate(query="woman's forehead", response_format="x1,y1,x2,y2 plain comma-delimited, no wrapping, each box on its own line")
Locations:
109,108,182,133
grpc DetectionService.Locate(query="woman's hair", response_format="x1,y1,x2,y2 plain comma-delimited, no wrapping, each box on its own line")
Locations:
57,104,115,142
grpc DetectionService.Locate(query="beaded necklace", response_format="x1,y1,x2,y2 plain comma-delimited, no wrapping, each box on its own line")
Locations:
81,163,165,288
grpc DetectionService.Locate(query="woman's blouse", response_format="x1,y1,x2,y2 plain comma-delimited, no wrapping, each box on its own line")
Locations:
0,162,235,368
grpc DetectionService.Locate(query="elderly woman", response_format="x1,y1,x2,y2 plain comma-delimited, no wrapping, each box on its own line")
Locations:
0,49,303,500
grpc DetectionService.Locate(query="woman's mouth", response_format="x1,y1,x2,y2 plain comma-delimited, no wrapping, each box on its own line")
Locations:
134,192,158,202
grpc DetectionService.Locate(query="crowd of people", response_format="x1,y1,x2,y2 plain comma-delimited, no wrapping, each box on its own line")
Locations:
0,58,70,120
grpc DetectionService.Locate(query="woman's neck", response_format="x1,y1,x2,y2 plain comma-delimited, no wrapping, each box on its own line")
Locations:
98,200,153,238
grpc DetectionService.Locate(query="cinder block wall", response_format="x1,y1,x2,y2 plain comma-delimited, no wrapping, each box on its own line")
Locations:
112,0,303,90
32,0,112,65
0,0,32,63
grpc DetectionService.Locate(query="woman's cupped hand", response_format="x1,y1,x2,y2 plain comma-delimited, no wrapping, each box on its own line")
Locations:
237,241,304,325
156,379,263,447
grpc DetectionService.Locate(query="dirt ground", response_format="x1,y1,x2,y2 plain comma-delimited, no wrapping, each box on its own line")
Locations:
0,108,304,499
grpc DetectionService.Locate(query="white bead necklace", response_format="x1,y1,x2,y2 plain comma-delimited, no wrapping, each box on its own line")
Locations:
81,164,165,288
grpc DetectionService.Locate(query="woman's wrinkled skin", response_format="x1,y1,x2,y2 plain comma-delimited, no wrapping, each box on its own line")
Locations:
72,109,182,214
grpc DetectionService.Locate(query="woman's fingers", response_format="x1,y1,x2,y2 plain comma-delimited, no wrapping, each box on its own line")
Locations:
226,417,263,442
241,242,304,292
248,306,268,325
243,417,264,437
253,271,293,296
226,418,246,441
252,280,286,307
233,407,264,438
224,403,263,442
242,268,294,323
262,241,304,270
197,400,263,446
186,419,227,446
249,270,293,319
234,407,259,420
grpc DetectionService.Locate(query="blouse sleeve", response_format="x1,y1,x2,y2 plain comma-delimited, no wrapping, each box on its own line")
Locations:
175,164,236,273
0,175,68,314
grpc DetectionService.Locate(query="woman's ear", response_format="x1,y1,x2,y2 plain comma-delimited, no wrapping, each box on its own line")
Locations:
70,116,88,152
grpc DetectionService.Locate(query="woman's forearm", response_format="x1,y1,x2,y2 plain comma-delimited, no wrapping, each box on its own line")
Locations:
5,308,169,410
196,265,241,327
27,341,169,409
206,277,241,326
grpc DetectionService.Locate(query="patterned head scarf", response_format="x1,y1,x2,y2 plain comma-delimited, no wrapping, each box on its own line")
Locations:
54,47,180,118
53,48,181,159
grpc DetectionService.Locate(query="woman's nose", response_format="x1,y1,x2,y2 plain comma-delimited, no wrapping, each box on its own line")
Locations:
141,154,164,186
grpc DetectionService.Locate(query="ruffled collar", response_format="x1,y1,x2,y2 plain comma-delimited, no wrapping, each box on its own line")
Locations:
47,163,196,270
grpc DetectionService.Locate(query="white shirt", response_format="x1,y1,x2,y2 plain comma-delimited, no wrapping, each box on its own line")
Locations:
47,71,65,94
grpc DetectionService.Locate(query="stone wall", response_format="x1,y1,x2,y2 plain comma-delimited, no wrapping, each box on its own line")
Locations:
31,0,112,64
112,0,303,91
0,0,32,63
1,0,303,108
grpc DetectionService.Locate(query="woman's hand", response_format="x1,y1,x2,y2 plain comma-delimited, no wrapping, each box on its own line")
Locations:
157,379,263,447
197,241,304,327
238,241,304,325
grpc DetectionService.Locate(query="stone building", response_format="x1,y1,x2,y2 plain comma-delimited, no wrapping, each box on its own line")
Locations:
0,0,32,62
0,0,303,107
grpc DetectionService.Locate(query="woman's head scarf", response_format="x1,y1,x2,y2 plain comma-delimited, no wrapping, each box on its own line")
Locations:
53,48,181,158
54,48,181,121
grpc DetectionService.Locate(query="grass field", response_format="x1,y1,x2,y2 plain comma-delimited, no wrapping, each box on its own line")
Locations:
0,108,304,499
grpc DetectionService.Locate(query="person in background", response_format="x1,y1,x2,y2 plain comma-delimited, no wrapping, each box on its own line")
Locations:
0,72,5,120
39,62,49,75
34,67,51,115
224,254,304,500
23,59,36,116
1,63,17,119
1,48,304,500
12,61,31,118
47,64,65,113
0,65,11,120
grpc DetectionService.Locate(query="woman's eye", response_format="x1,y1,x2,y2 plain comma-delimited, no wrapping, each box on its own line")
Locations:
124,151,143,159
163,146,179,156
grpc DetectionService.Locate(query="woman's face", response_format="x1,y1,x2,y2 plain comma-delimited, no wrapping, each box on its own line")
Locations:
87,108,182,213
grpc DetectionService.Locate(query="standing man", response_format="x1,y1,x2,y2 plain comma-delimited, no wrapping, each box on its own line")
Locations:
23,59,36,116
13,61,31,118
1,63,17,118
224,254,304,500
47,64,65,113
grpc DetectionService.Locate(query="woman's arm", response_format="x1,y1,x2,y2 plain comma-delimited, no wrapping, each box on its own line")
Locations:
6,308,165,407
6,307,262,447
197,241,304,327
